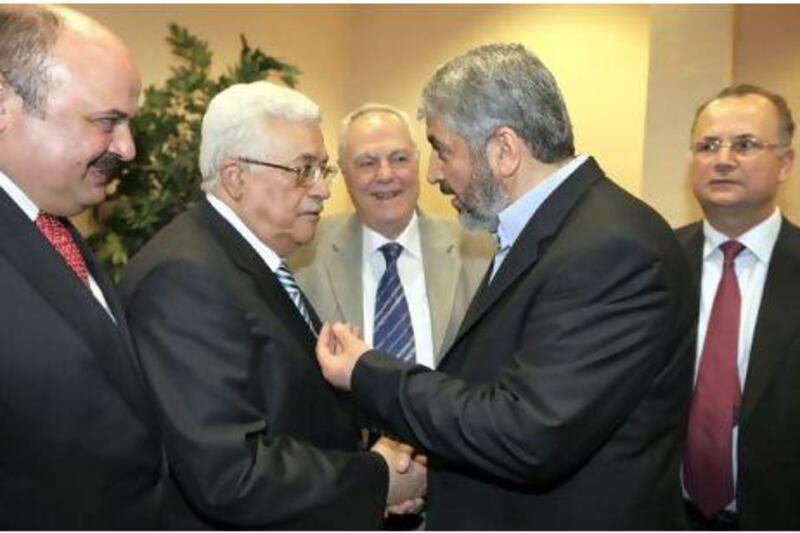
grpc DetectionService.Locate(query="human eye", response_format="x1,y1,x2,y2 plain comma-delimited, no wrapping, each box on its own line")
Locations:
731,137,761,154
692,139,719,154
390,152,410,164
356,157,377,171
92,116,118,133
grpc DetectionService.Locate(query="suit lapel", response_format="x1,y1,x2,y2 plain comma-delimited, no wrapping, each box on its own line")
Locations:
325,215,364,325
449,157,604,352
419,212,461,359
0,190,153,423
196,200,316,349
680,223,705,311
740,219,800,424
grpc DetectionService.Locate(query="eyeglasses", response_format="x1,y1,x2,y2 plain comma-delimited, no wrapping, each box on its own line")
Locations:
690,136,786,158
238,157,338,188
351,150,418,176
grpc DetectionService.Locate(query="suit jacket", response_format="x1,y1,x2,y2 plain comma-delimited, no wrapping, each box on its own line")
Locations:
289,211,494,363
676,218,800,530
347,157,696,529
119,199,387,529
0,189,169,528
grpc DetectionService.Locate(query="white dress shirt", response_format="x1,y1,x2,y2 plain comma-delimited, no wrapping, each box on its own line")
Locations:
0,169,113,317
361,212,435,368
696,208,782,510
206,193,282,272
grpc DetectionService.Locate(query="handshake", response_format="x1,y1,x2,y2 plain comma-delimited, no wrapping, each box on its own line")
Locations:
371,436,427,516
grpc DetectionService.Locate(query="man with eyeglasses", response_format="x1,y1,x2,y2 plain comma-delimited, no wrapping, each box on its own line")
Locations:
677,84,800,530
119,82,425,529
291,103,494,371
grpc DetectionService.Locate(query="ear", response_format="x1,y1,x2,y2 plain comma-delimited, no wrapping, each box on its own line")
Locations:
0,75,22,134
219,158,246,201
485,126,522,179
778,147,795,184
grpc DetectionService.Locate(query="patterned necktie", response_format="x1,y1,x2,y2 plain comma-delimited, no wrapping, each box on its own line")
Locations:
373,242,416,363
684,240,745,518
35,213,90,287
275,263,315,333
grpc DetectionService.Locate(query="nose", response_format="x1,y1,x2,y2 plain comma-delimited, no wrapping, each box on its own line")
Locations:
375,158,394,182
712,145,737,174
426,152,442,185
310,175,332,201
110,123,136,161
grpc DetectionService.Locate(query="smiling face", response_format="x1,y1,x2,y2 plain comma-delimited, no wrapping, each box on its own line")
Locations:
0,23,141,217
224,116,331,257
340,111,420,239
691,94,794,232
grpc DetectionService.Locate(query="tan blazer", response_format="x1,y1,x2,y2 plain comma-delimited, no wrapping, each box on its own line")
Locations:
289,210,494,364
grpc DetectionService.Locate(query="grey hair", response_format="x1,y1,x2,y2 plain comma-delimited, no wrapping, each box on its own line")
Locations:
199,80,321,191
419,42,574,164
337,102,416,162
691,83,795,147
0,5,63,116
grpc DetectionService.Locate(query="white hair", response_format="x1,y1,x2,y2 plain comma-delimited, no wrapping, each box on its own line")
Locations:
199,80,321,191
337,102,415,162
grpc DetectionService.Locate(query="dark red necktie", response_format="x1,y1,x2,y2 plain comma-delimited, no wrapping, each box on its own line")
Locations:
35,213,90,287
684,240,745,518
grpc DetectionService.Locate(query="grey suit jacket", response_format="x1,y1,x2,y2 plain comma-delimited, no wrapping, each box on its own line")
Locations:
290,210,494,364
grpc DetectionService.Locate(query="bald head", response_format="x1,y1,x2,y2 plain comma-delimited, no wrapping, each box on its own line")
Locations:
0,5,137,117
0,4,142,216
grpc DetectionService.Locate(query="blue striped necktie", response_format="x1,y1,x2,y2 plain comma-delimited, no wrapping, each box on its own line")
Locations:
373,242,415,363
275,263,315,333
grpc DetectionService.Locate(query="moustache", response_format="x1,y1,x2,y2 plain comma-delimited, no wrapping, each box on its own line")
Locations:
90,152,124,175
439,182,454,195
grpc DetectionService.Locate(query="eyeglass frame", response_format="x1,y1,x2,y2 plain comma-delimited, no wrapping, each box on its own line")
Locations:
237,156,338,187
689,135,789,158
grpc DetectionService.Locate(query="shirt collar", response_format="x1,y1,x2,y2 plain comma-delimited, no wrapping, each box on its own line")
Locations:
362,210,421,261
206,193,283,272
0,168,40,221
702,207,782,264
495,154,589,251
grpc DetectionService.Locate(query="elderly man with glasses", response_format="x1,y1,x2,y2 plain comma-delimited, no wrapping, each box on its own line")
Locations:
119,81,425,529
677,84,800,530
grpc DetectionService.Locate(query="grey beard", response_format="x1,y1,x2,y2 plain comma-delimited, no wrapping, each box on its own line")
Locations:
458,156,508,232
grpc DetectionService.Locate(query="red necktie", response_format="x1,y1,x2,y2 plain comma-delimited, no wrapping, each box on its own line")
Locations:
684,240,745,518
35,213,90,287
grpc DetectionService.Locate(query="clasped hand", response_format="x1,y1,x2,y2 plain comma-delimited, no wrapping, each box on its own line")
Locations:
372,437,427,516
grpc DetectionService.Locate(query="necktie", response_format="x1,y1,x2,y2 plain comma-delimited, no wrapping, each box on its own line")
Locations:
373,242,415,363
684,240,745,518
35,213,90,287
275,263,315,332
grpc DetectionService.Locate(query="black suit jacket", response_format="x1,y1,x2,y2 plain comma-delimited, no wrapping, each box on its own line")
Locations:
119,199,387,529
0,189,169,528
350,157,696,529
676,218,800,530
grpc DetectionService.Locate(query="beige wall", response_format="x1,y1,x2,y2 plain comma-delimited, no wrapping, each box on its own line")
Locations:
735,5,800,225
640,5,733,227
70,4,800,228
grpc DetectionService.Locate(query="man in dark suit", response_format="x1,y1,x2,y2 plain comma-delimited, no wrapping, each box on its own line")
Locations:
0,5,172,528
677,84,800,530
120,81,425,529
316,43,695,529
